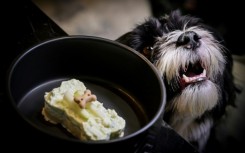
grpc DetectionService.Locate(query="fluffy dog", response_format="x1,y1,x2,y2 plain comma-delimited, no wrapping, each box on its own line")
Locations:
116,10,236,152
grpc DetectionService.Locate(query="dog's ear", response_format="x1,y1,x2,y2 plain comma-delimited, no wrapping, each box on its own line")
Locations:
116,17,164,54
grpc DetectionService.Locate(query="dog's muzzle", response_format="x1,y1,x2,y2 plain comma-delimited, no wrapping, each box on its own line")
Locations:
176,31,207,89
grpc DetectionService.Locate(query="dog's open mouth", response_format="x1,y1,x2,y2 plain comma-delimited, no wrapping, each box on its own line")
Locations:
180,62,207,88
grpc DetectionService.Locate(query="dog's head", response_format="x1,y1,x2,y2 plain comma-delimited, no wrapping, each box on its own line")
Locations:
117,9,235,119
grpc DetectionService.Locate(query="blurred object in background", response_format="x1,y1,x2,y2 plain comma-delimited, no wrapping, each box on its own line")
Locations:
33,0,152,40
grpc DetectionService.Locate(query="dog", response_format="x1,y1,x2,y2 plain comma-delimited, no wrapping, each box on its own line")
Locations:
116,9,236,152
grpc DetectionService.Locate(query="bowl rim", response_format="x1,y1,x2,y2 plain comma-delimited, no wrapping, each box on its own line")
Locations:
7,35,166,144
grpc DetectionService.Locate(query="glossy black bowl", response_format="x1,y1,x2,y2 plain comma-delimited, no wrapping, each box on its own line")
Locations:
7,36,166,151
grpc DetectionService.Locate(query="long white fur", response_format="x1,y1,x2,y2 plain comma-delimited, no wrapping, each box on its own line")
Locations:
167,80,220,117
153,26,226,152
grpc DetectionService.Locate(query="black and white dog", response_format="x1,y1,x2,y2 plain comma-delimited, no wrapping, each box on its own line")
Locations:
117,10,236,152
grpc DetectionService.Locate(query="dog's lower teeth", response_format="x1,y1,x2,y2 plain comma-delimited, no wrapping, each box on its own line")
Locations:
193,77,206,83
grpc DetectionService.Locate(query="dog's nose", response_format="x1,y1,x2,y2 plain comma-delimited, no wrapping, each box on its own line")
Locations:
177,31,200,49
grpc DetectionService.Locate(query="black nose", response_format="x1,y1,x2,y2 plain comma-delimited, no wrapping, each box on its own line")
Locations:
177,31,200,49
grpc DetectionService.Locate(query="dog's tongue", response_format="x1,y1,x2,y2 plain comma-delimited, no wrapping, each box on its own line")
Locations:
180,69,207,88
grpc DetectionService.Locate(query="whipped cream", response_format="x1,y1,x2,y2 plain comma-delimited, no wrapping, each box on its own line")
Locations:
42,79,126,140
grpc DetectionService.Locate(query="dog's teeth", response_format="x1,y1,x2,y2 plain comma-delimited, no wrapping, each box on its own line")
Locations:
186,45,191,49
203,69,206,77
196,77,205,82
183,74,190,82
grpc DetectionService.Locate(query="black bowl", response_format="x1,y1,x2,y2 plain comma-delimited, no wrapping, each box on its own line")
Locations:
7,36,166,151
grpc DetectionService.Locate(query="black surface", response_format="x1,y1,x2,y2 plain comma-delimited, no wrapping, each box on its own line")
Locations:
1,0,198,152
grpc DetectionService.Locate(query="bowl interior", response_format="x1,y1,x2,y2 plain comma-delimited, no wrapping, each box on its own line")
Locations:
8,36,165,143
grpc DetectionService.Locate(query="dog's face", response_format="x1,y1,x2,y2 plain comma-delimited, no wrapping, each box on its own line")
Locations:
117,9,235,152
152,15,226,118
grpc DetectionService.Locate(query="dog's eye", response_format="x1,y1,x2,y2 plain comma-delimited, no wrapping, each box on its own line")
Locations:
143,47,153,55
142,47,153,61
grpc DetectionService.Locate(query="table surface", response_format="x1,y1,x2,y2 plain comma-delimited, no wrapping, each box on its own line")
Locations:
0,1,198,152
